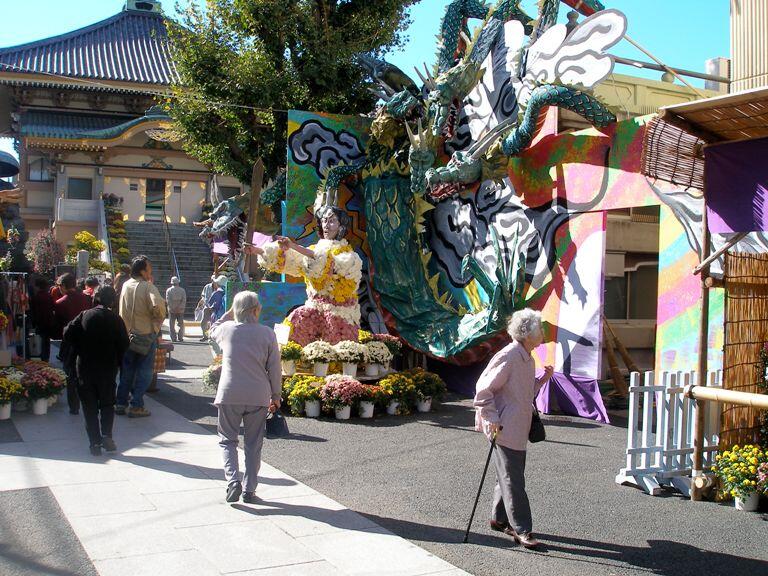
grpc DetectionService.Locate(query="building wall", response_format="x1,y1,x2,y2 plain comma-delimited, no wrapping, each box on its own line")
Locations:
731,0,768,92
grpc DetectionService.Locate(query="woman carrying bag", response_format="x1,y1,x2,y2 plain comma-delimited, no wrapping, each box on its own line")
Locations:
473,309,553,549
209,291,282,504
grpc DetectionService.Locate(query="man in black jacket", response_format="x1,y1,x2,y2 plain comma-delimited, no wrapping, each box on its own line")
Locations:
64,287,129,455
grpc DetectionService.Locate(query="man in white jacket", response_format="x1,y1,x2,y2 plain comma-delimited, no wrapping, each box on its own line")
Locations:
165,277,187,342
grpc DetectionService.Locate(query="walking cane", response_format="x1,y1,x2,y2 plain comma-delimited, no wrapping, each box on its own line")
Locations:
463,428,500,544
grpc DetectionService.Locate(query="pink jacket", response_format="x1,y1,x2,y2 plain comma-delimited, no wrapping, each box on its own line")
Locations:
474,341,546,451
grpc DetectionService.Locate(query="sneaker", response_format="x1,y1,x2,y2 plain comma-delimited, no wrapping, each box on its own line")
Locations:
242,491,259,504
102,437,117,452
127,406,151,418
89,444,102,456
226,481,242,503
514,531,540,549
115,405,127,415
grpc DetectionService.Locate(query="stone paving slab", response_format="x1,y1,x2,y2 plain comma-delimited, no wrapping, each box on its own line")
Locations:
0,393,471,576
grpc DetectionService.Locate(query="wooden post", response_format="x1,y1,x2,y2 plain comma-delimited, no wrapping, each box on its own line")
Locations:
602,314,641,374
603,318,628,397
691,205,711,501
243,159,265,276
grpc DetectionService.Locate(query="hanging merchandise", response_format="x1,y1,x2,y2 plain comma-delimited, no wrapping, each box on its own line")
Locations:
0,272,28,359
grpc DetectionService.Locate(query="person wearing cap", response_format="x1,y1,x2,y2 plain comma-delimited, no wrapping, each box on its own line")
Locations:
165,276,187,342
197,279,215,342
207,275,228,324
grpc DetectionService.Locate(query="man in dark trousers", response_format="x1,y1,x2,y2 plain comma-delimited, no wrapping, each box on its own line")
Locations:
54,273,93,414
64,287,129,455
30,277,55,362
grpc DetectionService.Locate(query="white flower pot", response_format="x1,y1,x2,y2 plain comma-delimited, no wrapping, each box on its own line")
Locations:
13,399,29,412
416,397,432,413
386,400,400,415
364,364,379,377
735,492,760,512
342,363,358,378
375,363,386,375
304,400,321,418
359,401,375,419
335,405,352,420
313,362,329,377
0,402,10,420
282,360,296,376
32,398,48,416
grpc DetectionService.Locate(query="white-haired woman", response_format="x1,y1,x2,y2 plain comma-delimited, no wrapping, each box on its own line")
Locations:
474,308,553,549
209,291,282,504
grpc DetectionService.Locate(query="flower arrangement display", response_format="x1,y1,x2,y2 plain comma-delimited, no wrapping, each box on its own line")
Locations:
302,340,337,364
712,444,767,500
0,375,22,404
280,341,303,362
202,356,223,392
287,375,324,415
358,330,374,344
374,334,403,357
333,340,367,364
378,373,417,406
25,229,65,277
404,368,447,401
364,341,393,365
21,361,66,399
320,375,368,409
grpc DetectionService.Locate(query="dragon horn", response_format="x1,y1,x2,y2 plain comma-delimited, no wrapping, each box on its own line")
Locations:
460,31,472,46
367,87,392,102
417,118,426,147
423,64,437,90
404,121,417,147
414,66,429,88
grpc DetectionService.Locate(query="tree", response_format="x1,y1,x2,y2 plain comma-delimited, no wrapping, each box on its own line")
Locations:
166,0,417,183
25,229,65,278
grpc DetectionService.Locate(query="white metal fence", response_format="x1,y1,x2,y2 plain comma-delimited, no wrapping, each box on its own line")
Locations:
615,370,722,496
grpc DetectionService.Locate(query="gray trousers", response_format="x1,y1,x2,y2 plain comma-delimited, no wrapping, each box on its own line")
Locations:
491,444,533,534
217,405,268,493
169,313,185,341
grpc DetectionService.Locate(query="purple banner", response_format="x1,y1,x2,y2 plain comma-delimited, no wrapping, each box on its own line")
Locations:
535,372,610,423
705,137,768,233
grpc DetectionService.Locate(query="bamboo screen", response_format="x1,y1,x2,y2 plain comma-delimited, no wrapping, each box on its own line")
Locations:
722,251,768,447
640,116,705,190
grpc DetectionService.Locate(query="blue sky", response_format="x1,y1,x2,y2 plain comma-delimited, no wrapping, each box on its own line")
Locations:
0,0,730,161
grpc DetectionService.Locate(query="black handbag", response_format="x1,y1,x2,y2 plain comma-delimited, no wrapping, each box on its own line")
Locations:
265,409,290,439
528,405,546,443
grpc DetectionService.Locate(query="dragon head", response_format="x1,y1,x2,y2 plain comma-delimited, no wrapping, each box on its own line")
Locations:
427,61,484,138
405,118,437,195
425,151,482,201
385,90,422,121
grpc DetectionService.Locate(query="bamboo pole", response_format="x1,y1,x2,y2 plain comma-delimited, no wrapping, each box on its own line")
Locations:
623,34,707,98
603,319,628,398
686,385,768,410
691,203,711,501
602,315,640,374
243,159,265,276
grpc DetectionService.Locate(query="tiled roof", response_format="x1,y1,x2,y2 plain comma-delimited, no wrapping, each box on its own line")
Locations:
21,109,170,140
0,9,178,85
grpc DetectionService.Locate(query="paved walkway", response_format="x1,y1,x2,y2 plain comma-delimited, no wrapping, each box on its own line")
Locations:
2,394,468,576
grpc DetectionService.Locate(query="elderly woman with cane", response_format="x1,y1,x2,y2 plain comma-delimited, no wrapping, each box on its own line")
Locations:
473,309,553,549
209,291,282,504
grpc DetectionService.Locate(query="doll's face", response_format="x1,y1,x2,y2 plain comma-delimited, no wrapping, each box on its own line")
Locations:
321,211,341,240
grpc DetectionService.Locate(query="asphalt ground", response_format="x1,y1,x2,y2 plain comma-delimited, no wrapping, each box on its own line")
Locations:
152,340,768,576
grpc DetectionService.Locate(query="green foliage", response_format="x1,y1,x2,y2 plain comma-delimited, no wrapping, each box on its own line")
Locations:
403,368,446,400
66,230,109,272
166,0,417,182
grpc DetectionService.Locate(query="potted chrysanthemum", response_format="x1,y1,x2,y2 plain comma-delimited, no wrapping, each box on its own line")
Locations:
320,375,367,420
404,368,447,412
202,356,223,393
302,341,337,377
21,363,66,415
0,375,22,420
363,341,393,376
359,384,384,419
333,341,367,378
280,341,303,376
374,334,402,368
379,373,417,415
712,444,767,511
287,375,324,417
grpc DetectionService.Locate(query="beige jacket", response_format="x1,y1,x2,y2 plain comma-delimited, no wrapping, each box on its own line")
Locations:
119,278,167,335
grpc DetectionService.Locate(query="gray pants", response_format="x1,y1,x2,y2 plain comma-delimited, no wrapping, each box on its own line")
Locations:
491,444,533,534
169,313,185,341
217,405,268,493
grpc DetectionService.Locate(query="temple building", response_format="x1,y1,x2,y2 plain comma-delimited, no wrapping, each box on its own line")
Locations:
0,0,244,245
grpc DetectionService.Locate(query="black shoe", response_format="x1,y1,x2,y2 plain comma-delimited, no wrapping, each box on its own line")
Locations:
115,405,126,415
89,444,102,456
199,337,208,342
242,491,259,504
226,481,242,503
102,437,117,452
